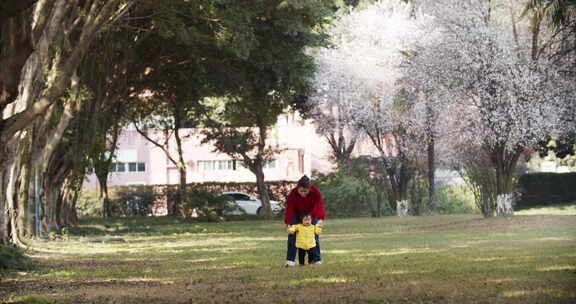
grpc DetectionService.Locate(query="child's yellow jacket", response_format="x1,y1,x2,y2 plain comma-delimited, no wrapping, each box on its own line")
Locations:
288,224,322,250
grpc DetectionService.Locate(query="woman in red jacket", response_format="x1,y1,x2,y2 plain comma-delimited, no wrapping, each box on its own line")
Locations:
284,175,325,267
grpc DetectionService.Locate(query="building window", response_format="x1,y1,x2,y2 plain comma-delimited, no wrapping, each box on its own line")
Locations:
219,160,234,170
198,160,213,171
198,160,236,171
110,162,145,173
264,159,276,169
116,162,126,172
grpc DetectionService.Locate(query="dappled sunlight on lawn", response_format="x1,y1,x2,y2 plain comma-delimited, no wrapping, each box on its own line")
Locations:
30,243,130,256
323,233,393,241
288,276,353,286
385,270,432,275
171,258,218,264
30,234,278,258
449,244,473,249
536,265,576,272
501,288,557,298
48,270,81,278
484,277,521,284
323,249,362,255
471,257,510,262
360,247,440,256
448,240,492,249
534,237,575,242
197,261,249,271
153,245,263,254
118,277,176,284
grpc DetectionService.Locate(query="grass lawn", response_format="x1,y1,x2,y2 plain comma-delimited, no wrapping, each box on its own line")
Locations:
1,212,575,304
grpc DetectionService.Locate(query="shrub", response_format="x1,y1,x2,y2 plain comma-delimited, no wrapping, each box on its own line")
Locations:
516,172,576,208
433,185,477,214
179,181,297,202
408,176,428,216
0,244,32,271
76,188,102,217
132,180,299,217
458,148,498,217
316,171,385,218
113,185,157,216
179,188,240,222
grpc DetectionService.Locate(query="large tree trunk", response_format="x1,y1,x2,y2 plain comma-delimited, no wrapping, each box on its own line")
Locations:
134,126,188,216
0,0,132,246
385,158,413,217
366,130,415,217
0,10,34,109
173,111,187,216
396,200,409,217
427,138,436,214
374,180,387,217
54,174,80,228
2,150,29,247
175,164,187,216
426,99,436,214
94,129,119,219
325,120,357,169
254,165,272,217
98,182,111,218
254,119,273,218
4,164,27,247
489,146,522,216
387,166,410,217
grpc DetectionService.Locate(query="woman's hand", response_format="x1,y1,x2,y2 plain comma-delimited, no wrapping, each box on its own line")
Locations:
316,219,324,227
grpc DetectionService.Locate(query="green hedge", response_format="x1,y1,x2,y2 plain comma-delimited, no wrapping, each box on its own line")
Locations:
516,173,576,208
177,180,298,202
80,181,299,217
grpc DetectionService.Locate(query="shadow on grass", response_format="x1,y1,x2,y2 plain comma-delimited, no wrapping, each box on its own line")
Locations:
70,215,283,237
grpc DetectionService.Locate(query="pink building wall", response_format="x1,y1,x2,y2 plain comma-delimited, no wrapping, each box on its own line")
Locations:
83,114,339,188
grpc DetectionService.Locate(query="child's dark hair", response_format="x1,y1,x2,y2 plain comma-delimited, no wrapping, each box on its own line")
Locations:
301,213,312,219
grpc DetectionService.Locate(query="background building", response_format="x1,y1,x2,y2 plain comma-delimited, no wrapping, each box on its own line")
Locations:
83,114,339,188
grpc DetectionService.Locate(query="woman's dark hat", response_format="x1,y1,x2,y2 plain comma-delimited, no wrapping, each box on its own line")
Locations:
297,175,311,188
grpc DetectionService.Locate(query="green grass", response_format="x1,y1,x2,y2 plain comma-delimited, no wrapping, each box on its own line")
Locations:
1,213,575,304
515,202,576,215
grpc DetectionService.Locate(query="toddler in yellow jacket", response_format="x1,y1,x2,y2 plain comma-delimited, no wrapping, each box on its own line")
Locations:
287,214,322,265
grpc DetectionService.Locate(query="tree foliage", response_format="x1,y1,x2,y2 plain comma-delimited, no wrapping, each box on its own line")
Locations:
202,0,334,217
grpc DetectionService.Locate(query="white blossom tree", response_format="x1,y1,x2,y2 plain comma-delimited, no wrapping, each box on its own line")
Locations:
310,0,434,215
405,0,575,216
309,48,364,168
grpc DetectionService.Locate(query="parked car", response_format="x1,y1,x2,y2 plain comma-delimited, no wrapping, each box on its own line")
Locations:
220,192,283,215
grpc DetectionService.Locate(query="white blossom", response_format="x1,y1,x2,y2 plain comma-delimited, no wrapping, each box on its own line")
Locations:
405,0,572,154
310,0,434,161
